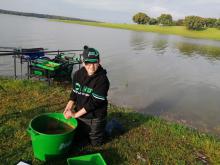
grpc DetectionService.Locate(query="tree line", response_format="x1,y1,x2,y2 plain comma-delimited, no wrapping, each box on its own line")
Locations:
132,12,220,30
0,9,98,23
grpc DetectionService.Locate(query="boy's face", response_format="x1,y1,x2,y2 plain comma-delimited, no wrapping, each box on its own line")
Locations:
83,62,99,76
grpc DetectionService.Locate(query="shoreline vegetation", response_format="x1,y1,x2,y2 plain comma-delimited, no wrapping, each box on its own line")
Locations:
53,19,220,41
0,78,220,164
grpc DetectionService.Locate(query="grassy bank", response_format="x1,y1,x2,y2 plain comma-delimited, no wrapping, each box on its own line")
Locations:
53,20,220,41
0,78,220,164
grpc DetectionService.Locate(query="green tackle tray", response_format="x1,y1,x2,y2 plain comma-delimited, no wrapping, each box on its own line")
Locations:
32,60,60,71
67,153,107,165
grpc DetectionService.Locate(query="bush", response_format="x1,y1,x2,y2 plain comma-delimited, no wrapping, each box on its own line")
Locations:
204,18,217,28
184,16,205,30
176,19,184,26
157,14,173,26
149,18,158,25
132,12,150,24
215,18,220,29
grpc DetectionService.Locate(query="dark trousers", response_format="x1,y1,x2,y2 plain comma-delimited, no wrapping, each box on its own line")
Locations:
75,117,107,146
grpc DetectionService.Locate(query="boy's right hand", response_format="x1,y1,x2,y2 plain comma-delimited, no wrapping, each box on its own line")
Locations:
63,100,75,119
64,110,72,119
64,100,74,113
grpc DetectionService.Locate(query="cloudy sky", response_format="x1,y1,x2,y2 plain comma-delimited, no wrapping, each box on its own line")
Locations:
0,0,219,23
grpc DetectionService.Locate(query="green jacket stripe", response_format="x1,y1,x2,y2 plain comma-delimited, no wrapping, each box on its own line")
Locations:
92,93,106,100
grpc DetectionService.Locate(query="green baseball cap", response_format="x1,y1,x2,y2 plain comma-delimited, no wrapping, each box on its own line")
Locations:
83,47,100,63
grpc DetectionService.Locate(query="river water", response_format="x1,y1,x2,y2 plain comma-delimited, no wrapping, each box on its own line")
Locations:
1,14,220,135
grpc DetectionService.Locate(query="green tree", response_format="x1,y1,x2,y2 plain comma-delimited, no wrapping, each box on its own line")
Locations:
184,16,205,30
149,18,158,25
215,18,220,29
132,12,150,24
204,18,217,28
157,14,173,26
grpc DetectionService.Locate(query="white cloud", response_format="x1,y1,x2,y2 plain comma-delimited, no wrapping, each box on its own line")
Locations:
64,0,127,11
62,0,220,19
192,0,220,4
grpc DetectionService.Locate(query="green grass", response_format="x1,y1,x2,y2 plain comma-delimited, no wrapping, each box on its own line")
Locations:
52,19,220,41
0,78,220,164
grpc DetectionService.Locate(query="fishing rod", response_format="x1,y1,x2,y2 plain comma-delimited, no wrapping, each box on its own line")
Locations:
45,49,83,53
0,46,18,49
0,49,83,56
0,50,16,52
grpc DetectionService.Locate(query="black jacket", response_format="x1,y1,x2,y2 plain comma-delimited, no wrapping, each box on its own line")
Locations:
69,65,110,119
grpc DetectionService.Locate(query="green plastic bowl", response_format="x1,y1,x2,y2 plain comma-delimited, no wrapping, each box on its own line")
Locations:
67,153,107,165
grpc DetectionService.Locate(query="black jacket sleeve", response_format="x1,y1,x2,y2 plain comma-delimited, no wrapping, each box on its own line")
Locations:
69,72,77,101
84,76,109,112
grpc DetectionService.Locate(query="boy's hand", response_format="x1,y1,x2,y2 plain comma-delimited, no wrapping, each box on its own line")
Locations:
64,110,72,119
64,100,74,113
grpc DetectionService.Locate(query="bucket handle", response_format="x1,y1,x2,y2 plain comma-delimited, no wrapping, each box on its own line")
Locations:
27,127,39,137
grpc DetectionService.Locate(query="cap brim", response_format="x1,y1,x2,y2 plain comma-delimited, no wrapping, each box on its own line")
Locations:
84,59,99,63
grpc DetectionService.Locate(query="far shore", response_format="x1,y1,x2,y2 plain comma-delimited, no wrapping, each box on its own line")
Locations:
53,19,220,41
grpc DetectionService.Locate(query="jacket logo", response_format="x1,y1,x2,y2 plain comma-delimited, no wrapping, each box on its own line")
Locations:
75,83,81,91
82,86,93,94
75,82,93,94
